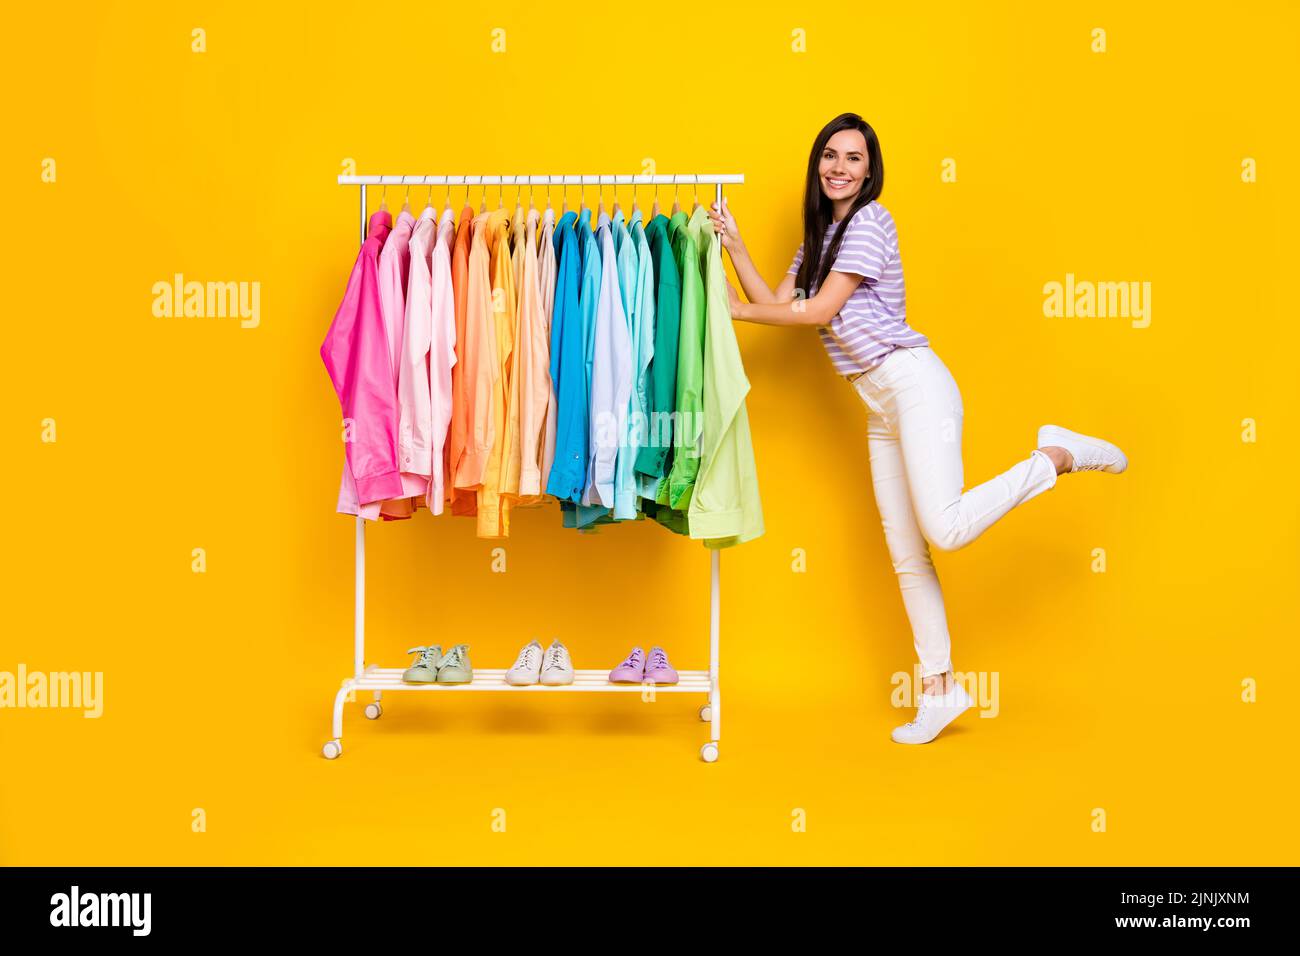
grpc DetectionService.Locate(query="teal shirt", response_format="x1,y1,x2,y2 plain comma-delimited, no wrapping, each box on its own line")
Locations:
628,210,658,502
636,214,681,483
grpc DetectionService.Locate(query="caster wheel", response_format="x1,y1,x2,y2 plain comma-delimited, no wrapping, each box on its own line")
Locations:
700,742,719,763
698,705,712,722
364,702,383,720
322,739,342,760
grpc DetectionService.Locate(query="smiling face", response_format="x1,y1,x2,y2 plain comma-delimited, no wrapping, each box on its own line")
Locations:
818,129,870,203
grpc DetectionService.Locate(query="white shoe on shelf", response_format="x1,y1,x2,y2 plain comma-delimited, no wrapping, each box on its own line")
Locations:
540,640,575,686
505,640,544,686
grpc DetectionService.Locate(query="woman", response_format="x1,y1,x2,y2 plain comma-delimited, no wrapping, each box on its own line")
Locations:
708,112,1127,744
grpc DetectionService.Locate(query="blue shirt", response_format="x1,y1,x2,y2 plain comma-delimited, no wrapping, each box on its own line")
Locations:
566,208,610,528
545,211,587,503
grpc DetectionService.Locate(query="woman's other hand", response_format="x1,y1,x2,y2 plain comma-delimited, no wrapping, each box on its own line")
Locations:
708,197,743,253
726,281,746,319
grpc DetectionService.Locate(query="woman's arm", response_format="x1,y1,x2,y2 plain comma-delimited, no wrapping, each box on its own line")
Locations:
709,197,859,327
728,270,863,328
708,198,795,305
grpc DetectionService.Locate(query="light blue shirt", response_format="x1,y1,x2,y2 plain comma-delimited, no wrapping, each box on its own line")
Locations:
611,210,643,520
581,211,633,515
627,210,657,503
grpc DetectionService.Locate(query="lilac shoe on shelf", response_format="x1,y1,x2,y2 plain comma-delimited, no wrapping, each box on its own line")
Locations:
609,647,646,683
644,646,679,685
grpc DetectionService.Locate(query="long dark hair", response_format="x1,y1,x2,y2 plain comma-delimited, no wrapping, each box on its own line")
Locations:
794,113,884,298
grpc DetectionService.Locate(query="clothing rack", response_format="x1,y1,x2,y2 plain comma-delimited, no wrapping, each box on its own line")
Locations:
322,173,742,763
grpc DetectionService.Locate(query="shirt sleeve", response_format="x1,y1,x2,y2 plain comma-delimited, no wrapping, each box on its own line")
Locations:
786,242,804,276
831,205,891,282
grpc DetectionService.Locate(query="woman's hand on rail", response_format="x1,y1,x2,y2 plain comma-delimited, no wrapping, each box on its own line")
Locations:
708,197,744,253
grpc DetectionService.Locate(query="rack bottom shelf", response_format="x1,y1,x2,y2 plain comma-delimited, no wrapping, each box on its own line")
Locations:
350,667,712,693
323,668,720,763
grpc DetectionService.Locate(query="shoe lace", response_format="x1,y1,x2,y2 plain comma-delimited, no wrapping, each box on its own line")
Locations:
648,647,669,669
442,645,466,668
514,643,540,669
621,648,643,669
544,644,567,669
406,646,439,668
906,694,930,728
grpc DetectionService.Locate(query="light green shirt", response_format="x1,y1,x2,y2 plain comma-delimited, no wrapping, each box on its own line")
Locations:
684,205,764,548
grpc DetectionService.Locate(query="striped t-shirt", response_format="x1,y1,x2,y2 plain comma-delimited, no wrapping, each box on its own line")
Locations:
787,201,928,376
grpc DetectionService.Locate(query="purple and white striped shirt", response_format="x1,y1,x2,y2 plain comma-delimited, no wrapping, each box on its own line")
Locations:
787,201,928,376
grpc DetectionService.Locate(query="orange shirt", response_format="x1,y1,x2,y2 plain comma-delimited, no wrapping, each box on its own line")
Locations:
515,207,553,501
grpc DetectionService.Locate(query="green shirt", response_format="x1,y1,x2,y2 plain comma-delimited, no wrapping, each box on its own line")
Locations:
662,210,704,511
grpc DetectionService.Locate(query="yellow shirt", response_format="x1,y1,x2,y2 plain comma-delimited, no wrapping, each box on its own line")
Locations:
476,207,518,537
513,207,551,502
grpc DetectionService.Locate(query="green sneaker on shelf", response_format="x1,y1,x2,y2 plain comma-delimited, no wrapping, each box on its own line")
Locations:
436,644,473,684
402,645,443,684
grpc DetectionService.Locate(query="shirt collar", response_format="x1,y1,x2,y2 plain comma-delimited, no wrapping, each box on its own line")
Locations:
367,209,392,241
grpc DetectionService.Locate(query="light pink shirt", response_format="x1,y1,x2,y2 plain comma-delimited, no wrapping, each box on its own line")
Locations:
425,209,458,511
397,207,437,503
378,210,415,383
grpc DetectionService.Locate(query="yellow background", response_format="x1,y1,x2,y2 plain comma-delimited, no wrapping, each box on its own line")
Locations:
2,1,1297,865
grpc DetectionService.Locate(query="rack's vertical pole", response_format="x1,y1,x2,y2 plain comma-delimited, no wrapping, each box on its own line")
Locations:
709,180,724,747
354,184,367,680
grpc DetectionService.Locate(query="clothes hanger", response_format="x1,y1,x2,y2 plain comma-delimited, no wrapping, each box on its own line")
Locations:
652,180,660,219
631,178,639,216
478,175,486,213
379,183,389,212
671,178,680,215
596,176,605,219
401,176,412,213
691,174,700,212
443,177,453,215
613,176,622,217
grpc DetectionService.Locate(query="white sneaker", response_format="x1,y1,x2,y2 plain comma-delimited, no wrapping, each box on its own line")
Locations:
1038,424,1128,474
891,682,973,744
540,640,575,686
505,640,544,686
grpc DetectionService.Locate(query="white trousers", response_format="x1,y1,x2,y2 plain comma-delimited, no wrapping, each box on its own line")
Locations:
852,346,1057,677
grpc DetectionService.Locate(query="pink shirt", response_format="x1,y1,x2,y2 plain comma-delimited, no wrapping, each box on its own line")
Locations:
537,207,558,488
321,210,404,510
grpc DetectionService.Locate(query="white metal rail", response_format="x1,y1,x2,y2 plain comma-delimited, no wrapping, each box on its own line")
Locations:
323,173,739,762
